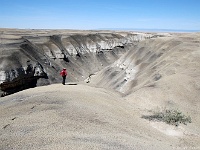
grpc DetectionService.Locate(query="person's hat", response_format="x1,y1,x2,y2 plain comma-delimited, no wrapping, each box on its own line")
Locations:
63,68,66,70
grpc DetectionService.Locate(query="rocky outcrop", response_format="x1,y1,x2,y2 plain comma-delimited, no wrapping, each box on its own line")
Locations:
0,29,154,96
0,61,47,96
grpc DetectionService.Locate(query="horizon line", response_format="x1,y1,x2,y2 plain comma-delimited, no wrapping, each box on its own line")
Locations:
0,27,199,33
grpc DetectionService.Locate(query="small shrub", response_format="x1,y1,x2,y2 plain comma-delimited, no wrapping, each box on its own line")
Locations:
142,109,192,126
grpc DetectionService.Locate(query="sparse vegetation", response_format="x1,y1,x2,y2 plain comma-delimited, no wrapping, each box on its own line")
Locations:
142,108,192,126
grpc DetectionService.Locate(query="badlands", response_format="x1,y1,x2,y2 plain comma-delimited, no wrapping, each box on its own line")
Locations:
0,29,200,149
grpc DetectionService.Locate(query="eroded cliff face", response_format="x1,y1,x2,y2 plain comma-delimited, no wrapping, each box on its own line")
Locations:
0,29,153,96
90,33,200,96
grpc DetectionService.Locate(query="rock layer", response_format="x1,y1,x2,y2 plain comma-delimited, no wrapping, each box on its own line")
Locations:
0,29,153,95
91,33,200,95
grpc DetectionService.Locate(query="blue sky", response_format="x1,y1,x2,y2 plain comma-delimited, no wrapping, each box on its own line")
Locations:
0,0,200,30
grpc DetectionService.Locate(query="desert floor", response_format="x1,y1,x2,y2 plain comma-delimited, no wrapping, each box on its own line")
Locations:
0,82,200,150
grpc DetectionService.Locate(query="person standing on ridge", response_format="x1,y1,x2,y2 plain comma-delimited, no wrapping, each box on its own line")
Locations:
60,68,68,85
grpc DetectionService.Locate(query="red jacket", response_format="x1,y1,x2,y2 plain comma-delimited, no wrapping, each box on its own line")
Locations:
60,69,67,76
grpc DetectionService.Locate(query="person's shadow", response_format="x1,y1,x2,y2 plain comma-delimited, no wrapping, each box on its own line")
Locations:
65,83,77,85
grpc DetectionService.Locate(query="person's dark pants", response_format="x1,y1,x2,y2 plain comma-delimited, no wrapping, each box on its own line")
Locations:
62,75,66,85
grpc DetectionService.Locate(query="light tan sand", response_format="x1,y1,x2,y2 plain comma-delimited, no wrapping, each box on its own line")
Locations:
0,82,200,150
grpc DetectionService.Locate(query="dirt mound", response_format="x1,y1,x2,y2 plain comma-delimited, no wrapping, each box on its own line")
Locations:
1,82,199,149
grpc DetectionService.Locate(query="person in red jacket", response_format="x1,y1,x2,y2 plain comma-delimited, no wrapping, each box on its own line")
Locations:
60,68,68,85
